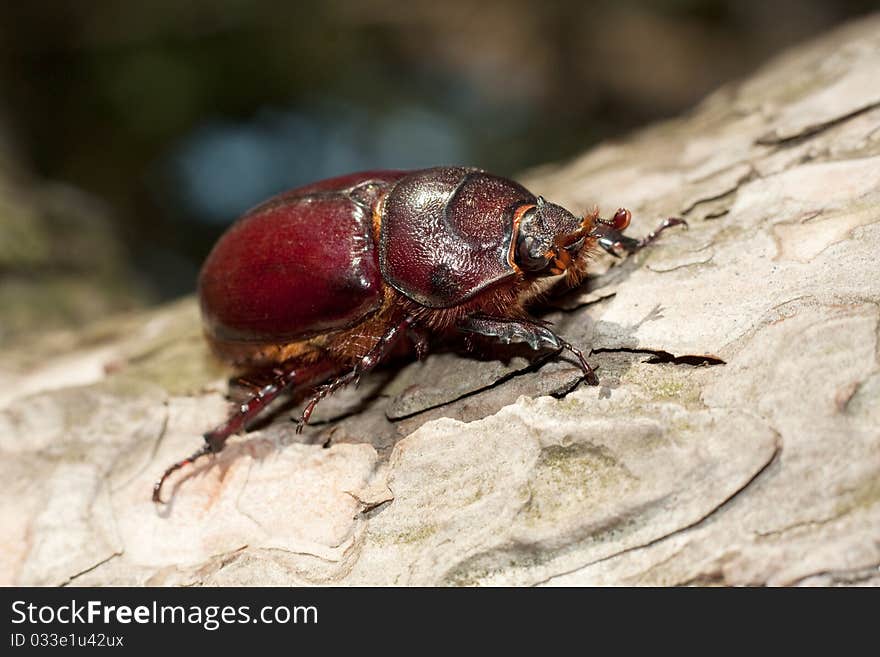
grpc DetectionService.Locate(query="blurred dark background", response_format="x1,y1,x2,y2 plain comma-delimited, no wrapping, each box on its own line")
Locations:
0,0,876,327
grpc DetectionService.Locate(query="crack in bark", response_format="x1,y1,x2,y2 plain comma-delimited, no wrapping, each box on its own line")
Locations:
591,347,726,367
681,166,758,217
386,350,564,422
110,399,170,494
756,100,880,146
344,489,393,515
549,289,618,314
677,570,727,586
754,511,850,539
788,561,880,586
233,457,270,534
59,552,122,587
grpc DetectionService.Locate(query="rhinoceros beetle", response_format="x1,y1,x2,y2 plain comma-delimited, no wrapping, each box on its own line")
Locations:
153,166,684,502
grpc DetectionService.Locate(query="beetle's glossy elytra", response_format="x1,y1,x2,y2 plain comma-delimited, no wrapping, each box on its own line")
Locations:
199,170,406,345
154,166,686,502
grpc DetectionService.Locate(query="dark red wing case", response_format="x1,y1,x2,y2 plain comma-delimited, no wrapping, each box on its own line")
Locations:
199,172,405,343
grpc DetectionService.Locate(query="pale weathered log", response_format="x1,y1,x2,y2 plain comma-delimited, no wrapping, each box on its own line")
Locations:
2,16,879,586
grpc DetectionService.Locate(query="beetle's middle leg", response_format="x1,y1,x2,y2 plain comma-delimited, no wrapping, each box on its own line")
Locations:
297,315,416,431
457,315,599,386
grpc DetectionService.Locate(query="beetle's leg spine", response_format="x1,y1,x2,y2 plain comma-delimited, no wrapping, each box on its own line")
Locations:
203,375,291,452
457,315,599,386
152,360,337,504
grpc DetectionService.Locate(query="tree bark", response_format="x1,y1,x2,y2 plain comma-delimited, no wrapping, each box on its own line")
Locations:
2,15,879,586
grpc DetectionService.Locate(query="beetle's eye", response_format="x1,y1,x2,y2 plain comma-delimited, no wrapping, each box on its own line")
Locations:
517,235,550,271
514,209,552,272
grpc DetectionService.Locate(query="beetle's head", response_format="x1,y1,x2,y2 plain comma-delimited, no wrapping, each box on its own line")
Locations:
513,196,605,277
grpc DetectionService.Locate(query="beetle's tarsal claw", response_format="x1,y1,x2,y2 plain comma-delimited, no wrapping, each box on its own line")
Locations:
152,443,213,504
592,211,686,258
634,216,688,250
555,340,600,387
654,217,688,235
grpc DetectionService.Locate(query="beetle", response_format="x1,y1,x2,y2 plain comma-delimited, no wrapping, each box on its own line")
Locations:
153,166,684,502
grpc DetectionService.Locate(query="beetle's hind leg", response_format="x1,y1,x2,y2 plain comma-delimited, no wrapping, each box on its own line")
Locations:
457,315,599,386
152,359,338,503
297,315,415,431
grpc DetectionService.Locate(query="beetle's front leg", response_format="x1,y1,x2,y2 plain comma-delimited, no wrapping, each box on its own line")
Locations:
457,315,599,386
297,315,416,431
592,208,687,258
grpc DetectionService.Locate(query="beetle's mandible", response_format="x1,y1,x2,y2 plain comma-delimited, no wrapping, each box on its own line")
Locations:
153,166,685,502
